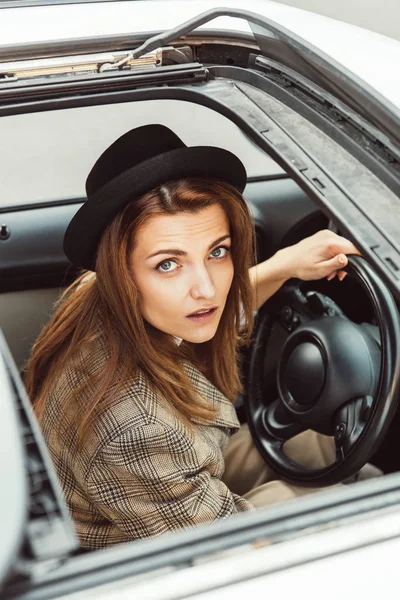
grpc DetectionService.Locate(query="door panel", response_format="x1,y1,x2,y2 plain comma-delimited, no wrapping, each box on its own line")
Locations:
0,288,59,371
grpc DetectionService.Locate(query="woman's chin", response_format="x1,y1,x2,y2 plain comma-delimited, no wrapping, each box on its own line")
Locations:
178,322,218,344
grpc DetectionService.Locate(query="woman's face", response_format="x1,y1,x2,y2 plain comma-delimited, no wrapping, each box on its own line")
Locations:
131,204,234,343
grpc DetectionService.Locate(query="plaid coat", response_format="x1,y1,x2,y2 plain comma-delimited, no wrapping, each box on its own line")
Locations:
40,339,253,549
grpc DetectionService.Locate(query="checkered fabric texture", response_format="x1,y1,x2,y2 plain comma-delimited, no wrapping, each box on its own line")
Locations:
40,339,253,549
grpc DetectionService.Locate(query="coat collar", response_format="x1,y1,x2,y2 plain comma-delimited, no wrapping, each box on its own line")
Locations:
87,335,241,433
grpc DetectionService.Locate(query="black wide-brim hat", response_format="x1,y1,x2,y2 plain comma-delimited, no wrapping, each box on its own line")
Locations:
63,124,247,271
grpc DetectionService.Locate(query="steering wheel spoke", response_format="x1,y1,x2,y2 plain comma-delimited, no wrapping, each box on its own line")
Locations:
262,400,306,441
333,396,373,456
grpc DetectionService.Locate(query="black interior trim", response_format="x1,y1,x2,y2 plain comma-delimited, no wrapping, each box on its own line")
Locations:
210,62,400,200
0,31,256,62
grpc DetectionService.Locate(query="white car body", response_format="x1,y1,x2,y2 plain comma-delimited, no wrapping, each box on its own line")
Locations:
1,1,400,598
2,0,400,109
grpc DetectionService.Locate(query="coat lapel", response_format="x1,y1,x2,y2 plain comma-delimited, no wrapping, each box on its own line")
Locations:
184,363,240,431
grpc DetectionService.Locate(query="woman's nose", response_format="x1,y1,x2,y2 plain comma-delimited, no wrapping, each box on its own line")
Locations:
190,266,216,300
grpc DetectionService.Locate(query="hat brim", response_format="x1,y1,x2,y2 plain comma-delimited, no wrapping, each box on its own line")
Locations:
64,146,247,271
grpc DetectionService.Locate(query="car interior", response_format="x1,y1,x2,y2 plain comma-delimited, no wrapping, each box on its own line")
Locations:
1,101,397,456
1,98,398,471
1,93,400,589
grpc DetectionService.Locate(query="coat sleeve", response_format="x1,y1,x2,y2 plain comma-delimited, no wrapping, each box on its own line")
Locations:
87,420,254,539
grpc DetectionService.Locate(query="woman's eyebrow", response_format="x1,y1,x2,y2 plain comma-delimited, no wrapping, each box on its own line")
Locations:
146,234,231,260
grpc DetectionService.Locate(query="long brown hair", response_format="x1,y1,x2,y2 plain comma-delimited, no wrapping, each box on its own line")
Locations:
26,178,255,445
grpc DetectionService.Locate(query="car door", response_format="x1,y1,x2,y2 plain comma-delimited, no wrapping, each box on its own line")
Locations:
2,2,400,598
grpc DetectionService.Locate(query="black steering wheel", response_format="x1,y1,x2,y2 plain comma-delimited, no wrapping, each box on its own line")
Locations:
245,255,400,486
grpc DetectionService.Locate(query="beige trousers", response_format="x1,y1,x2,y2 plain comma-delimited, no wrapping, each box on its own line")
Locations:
222,425,341,507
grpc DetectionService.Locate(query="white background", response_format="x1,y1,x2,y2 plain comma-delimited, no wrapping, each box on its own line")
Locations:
274,0,400,40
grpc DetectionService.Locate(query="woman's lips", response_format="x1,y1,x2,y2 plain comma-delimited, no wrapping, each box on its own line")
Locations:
186,307,218,323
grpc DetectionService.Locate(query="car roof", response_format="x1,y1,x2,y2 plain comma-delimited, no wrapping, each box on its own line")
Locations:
1,0,400,109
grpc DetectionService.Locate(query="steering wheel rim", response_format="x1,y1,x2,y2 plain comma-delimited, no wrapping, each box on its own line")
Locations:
245,255,400,487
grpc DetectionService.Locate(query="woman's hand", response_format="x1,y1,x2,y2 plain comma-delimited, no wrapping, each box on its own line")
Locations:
281,229,360,282
250,230,360,311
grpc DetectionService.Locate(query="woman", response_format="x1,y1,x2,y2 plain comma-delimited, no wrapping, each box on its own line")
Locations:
26,124,363,549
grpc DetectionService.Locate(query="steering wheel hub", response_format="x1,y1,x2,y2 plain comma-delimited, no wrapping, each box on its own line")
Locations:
278,316,381,433
284,339,325,406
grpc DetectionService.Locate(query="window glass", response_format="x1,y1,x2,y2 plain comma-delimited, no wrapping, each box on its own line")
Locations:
0,99,283,207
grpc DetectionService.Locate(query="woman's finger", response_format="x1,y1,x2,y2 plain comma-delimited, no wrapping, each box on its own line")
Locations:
326,269,347,282
320,253,348,277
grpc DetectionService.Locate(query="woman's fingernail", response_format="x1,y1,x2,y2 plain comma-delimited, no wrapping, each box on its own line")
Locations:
339,254,346,265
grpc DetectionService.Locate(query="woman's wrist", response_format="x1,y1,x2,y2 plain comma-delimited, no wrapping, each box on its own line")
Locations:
268,246,296,282
250,247,295,310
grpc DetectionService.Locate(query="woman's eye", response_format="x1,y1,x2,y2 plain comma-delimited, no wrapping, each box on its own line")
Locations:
210,246,230,259
157,259,178,273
